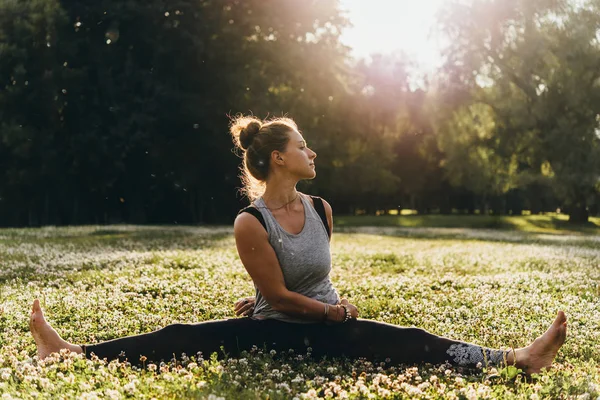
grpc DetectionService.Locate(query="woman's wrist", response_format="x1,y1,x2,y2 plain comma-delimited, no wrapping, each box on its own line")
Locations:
325,305,344,323
322,303,330,321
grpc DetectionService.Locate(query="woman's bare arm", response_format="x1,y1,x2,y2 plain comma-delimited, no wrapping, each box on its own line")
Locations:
234,212,345,322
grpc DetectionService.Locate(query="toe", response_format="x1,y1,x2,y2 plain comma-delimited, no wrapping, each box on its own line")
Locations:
552,311,566,329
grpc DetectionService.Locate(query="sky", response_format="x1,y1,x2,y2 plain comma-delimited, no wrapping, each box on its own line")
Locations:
338,0,447,71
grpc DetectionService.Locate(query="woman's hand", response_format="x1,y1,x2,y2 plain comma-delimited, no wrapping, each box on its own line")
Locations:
338,298,359,320
234,296,256,317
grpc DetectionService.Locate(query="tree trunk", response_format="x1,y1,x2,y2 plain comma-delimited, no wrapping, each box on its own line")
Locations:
28,208,35,227
72,196,79,224
568,205,589,224
42,193,49,226
440,195,452,214
482,195,490,215
190,191,198,223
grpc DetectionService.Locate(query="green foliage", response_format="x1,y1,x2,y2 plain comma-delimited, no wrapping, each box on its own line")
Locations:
437,0,600,222
0,0,355,225
0,0,599,225
437,103,520,202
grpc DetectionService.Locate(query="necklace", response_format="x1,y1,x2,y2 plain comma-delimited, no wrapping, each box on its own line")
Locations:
263,193,299,211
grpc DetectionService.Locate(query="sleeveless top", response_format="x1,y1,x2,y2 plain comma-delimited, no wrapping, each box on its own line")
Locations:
250,194,340,323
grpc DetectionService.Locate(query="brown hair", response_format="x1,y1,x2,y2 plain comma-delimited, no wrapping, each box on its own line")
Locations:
230,115,298,200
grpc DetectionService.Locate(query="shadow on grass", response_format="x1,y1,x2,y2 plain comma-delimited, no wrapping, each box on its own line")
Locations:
335,226,600,250
336,214,600,235
0,226,237,283
33,226,235,249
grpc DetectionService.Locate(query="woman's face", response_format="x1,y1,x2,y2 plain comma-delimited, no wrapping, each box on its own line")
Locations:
278,130,317,180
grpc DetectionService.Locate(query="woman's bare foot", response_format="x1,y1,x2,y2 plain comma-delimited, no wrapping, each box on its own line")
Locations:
29,299,82,360
512,311,567,375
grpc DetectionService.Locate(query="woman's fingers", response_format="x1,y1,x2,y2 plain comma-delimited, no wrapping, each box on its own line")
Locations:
234,300,245,312
235,302,255,316
237,305,254,316
234,297,255,313
235,303,247,315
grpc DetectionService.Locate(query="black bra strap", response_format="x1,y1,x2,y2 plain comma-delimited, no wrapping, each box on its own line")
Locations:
310,196,331,239
239,197,331,239
238,206,267,232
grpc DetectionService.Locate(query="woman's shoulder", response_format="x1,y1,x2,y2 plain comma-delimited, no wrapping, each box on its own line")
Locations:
235,204,267,235
300,193,332,220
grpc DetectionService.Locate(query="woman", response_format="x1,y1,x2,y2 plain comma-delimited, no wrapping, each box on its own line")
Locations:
30,115,567,374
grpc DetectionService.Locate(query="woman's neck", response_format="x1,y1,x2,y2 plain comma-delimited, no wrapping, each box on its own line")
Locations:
261,179,299,210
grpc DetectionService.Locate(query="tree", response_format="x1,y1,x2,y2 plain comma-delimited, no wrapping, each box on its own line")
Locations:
0,0,67,225
434,102,519,214
438,0,600,222
1,0,354,225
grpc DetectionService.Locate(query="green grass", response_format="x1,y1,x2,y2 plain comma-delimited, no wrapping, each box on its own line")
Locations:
336,214,600,234
0,225,598,399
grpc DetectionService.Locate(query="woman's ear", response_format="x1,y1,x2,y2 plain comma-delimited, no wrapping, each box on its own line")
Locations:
271,151,284,166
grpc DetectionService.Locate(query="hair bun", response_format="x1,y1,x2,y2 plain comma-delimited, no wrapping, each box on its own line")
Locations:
239,120,261,150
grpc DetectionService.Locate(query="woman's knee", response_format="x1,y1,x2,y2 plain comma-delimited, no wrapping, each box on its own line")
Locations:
158,323,190,338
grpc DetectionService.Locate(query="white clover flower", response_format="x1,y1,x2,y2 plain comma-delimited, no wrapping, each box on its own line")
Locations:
80,393,102,400
277,382,291,393
123,380,137,394
0,369,10,381
104,391,121,400
187,362,197,370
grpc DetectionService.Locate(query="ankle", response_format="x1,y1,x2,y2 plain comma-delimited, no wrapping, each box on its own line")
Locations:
512,347,529,369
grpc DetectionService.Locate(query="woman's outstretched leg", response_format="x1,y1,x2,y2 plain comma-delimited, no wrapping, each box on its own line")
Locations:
29,299,298,365
323,311,567,375
29,299,83,359
439,311,567,374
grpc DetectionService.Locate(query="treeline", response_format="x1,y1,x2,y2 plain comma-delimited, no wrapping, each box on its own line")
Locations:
0,0,599,226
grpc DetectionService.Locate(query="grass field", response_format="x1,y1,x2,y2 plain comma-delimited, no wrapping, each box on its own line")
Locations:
0,222,598,399
336,214,600,234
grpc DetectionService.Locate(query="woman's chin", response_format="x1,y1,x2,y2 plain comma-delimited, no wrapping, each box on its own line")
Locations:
295,167,316,180
303,171,316,180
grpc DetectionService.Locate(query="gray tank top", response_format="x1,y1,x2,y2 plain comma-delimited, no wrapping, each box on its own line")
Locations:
250,194,340,323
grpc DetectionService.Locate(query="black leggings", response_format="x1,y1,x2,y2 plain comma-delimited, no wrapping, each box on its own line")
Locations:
82,318,508,368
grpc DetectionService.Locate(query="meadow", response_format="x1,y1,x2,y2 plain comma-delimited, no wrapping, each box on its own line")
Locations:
0,221,598,399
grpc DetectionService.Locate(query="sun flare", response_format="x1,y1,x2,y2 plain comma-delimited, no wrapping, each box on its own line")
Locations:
340,0,448,70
